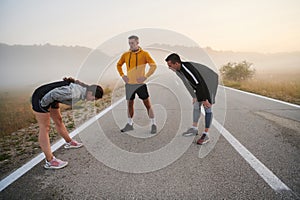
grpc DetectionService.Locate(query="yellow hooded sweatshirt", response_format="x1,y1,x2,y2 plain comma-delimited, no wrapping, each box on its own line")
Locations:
117,47,157,84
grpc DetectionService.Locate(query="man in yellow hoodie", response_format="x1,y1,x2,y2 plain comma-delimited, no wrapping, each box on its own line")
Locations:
117,35,157,134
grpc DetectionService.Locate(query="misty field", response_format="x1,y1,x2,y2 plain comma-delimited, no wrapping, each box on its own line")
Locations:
0,90,36,137
222,73,300,105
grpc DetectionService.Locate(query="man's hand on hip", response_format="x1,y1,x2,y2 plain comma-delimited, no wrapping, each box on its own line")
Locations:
202,99,212,108
137,76,146,83
122,75,129,83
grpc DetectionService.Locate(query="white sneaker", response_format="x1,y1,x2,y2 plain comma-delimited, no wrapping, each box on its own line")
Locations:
64,140,83,149
44,157,68,169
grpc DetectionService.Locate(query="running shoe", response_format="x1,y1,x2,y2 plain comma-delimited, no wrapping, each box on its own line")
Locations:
121,123,134,133
64,140,83,149
196,133,210,145
44,157,68,169
150,124,157,134
182,128,198,137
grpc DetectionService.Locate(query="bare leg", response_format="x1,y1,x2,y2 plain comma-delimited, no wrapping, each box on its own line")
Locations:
143,98,156,133
34,112,53,162
143,98,154,118
50,108,72,143
127,100,134,118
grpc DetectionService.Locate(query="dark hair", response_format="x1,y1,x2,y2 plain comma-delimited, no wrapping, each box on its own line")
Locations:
165,53,181,64
63,77,103,99
87,85,103,99
63,77,76,83
128,35,139,41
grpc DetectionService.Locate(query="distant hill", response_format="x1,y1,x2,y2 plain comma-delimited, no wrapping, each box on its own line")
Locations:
0,43,111,89
205,47,300,74
0,43,299,89
149,44,300,74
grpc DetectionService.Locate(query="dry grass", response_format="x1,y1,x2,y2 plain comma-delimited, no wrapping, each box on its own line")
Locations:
222,73,300,105
0,90,36,137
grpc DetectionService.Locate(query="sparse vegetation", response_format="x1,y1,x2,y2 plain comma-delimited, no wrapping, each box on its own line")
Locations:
0,90,36,137
0,153,11,161
220,61,300,105
222,71,300,105
220,61,255,81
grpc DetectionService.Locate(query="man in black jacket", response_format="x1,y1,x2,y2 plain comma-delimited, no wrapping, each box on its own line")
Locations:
165,53,218,145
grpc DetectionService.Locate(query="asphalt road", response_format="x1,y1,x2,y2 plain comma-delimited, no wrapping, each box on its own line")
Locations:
0,82,299,200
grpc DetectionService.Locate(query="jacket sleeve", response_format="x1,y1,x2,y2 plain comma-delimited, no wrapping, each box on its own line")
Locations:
176,72,197,98
145,52,157,78
116,53,126,77
191,62,215,103
40,86,72,107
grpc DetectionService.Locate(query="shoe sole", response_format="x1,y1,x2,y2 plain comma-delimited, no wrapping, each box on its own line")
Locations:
120,129,134,133
44,162,68,170
183,133,198,137
197,139,210,145
64,144,83,149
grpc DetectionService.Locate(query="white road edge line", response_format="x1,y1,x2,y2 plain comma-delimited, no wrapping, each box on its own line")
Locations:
220,85,300,109
0,97,125,192
212,118,291,191
204,85,292,191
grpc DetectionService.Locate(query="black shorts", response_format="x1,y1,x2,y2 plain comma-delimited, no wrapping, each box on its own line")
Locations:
31,81,70,113
125,84,149,100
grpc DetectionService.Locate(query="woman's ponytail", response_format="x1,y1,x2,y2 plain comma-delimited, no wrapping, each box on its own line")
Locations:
63,77,89,88
63,77,76,83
